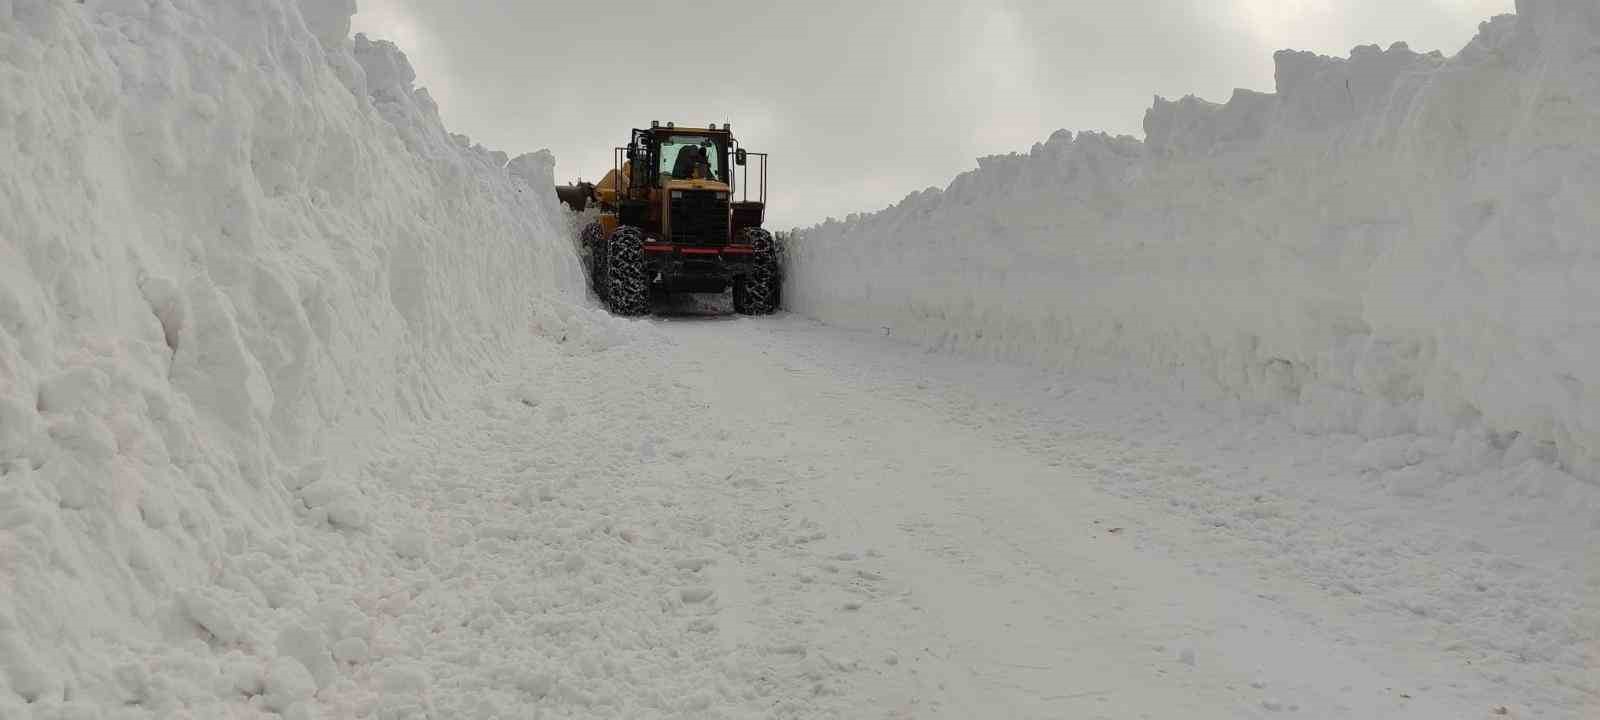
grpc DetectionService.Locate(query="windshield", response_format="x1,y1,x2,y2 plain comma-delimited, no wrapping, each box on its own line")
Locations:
658,135,724,183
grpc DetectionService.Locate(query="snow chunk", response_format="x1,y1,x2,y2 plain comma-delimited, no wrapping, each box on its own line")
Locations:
37,367,110,415
277,623,337,690
298,0,356,48
332,637,369,664
680,587,715,604
170,282,276,435
0,615,58,703
508,150,557,188
262,657,317,712
180,588,249,645
354,34,417,98
0,393,44,464
380,663,431,695
298,477,352,509
393,529,431,560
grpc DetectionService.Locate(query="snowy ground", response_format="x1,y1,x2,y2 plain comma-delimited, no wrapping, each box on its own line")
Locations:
233,305,1593,719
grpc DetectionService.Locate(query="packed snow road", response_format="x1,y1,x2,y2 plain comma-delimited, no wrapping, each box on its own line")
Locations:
328,308,1593,719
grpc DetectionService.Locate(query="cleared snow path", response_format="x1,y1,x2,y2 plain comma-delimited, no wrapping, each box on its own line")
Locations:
335,311,1594,719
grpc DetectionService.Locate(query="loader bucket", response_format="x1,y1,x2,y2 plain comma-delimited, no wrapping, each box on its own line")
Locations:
555,183,594,212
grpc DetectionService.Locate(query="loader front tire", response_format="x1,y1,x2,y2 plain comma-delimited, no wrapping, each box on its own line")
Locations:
604,226,650,317
733,228,778,316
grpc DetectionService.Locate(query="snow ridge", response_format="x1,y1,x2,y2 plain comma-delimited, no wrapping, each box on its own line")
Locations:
786,0,1600,486
0,0,597,712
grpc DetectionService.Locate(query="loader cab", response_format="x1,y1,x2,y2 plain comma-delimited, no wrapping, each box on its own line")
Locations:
600,123,767,244
616,123,762,199
626,126,731,188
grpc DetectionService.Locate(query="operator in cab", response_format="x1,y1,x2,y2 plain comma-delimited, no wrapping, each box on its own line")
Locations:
671,144,718,181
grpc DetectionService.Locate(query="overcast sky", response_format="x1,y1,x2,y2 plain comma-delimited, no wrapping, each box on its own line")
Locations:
351,0,1511,229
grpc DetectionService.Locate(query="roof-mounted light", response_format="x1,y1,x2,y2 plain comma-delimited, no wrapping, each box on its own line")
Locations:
651,120,660,128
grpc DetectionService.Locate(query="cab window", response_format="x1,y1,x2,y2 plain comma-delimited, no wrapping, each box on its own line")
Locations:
658,135,723,183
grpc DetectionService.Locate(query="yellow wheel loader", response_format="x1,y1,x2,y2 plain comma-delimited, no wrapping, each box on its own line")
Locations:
557,122,775,316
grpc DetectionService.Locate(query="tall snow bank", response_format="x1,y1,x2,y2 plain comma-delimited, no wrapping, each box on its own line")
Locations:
787,0,1600,483
0,0,594,711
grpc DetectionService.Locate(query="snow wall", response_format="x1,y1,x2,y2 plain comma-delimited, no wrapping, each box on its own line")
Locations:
786,0,1600,484
1,0,607,712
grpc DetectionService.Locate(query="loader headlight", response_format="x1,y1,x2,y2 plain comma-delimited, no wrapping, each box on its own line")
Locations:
671,190,684,199
715,192,728,200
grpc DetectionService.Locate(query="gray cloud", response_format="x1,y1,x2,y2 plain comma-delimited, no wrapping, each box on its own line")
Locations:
353,0,1510,228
